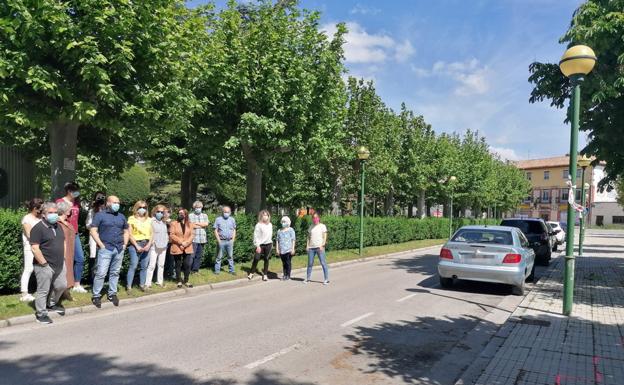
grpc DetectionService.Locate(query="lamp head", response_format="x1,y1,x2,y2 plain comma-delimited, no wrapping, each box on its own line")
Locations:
357,146,370,160
584,183,590,189
559,45,596,78
577,154,592,168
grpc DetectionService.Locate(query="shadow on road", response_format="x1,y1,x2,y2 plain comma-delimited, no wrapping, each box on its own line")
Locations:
0,353,316,385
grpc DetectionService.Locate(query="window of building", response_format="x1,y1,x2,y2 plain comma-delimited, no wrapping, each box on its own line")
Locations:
542,190,550,202
613,216,624,224
577,169,583,178
544,170,550,180
562,169,568,179
575,189,582,202
526,172,532,180
561,188,568,202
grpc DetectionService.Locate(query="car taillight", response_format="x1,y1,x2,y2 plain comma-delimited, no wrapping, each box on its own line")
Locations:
503,253,521,263
440,248,453,260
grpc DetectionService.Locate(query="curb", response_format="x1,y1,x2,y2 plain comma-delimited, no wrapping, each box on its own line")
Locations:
0,243,443,329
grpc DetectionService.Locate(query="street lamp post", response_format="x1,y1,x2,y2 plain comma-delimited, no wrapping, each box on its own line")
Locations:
577,155,592,256
559,45,597,316
358,146,370,256
448,176,457,238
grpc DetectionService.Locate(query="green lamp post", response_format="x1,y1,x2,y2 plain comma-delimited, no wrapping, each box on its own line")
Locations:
577,155,592,256
448,176,457,238
559,45,597,316
358,146,370,256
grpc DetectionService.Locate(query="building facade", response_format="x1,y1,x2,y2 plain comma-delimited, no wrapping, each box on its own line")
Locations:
589,164,624,226
515,156,594,223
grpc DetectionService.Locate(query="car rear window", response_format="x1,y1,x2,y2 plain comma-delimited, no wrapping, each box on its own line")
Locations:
501,220,545,234
451,229,513,245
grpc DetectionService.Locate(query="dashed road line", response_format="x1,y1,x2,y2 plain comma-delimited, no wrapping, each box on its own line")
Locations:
244,343,302,369
396,293,417,302
340,312,374,328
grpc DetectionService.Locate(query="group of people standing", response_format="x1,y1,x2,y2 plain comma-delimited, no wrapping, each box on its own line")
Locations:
19,182,331,324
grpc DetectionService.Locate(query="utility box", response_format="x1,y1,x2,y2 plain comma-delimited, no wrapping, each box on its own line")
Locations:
0,145,40,209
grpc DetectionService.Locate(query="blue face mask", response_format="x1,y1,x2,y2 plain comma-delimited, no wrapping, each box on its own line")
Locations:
111,203,120,213
194,208,202,214
223,212,230,219
155,212,164,220
137,208,147,216
281,222,289,228
46,213,59,224
71,191,80,198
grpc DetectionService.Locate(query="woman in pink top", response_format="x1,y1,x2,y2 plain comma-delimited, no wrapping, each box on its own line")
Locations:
56,181,86,293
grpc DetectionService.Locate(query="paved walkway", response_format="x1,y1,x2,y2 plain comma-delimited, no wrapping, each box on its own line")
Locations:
469,230,624,385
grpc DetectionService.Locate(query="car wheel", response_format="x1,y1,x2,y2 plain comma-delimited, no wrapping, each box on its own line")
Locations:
439,276,453,288
526,263,536,283
512,280,525,296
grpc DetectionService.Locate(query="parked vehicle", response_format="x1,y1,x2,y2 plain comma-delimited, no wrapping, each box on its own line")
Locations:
544,223,559,252
547,221,566,247
437,225,536,296
500,218,557,265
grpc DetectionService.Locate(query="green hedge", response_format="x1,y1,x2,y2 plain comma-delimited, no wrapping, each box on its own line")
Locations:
0,208,496,293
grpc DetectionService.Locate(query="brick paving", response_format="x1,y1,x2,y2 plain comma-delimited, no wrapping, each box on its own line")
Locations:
472,230,624,385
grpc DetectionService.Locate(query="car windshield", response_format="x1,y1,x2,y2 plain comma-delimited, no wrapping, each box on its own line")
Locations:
501,220,544,234
451,229,513,245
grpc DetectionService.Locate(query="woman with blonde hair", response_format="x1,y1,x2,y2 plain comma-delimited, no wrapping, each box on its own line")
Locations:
248,210,273,281
127,200,153,292
145,204,169,288
169,208,194,288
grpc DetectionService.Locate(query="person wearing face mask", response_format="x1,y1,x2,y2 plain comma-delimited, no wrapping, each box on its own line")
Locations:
19,198,43,302
56,181,86,294
86,191,107,280
162,208,176,280
213,206,237,275
248,210,273,281
304,213,329,285
90,196,129,308
28,202,67,324
169,208,194,288
276,216,296,281
56,201,76,300
189,201,210,274
126,200,153,292
145,204,169,288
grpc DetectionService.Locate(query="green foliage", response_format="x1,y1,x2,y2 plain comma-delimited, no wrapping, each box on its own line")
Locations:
0,209,23,292
107,165,151,208
528,0,624,185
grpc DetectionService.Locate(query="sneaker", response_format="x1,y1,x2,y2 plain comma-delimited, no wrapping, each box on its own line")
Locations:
177,282,183,288
186,283,194,288
126,286,132,293
47,305,65,316
35,314,53,324
20,293,35,302
108,294,119,307
214,271,221,275
248,273,254,280
323,280,330,285
262,275,268,281
139,285,146,292
71,285,87,293
92,297,102,308
282,276,287,281
303,279,309,284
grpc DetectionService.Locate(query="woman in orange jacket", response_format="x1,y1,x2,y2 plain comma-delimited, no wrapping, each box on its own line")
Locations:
169,208,194,288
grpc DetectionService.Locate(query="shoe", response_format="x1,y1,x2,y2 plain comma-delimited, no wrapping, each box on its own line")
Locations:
47,305,65,316
139,285,146,292
286,276,291,281
71,285,87,293
35,314,53,324
323,280,330,285
126,286,132,293
262,275,268,281
20,293,35,302
177,282,183,288
282,276,287,281
248,273,254,280
92,297,102,308
186,283,194,288
214,271,220,275
108,294,119,306
156,283,164,288
303,279,309,284
229,271,236,276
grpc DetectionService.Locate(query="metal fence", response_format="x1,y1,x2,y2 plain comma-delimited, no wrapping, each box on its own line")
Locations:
0,145,40,209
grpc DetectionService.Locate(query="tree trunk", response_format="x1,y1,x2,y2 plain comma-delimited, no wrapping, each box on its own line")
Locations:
260,177,267,211
407,203,413,218
330,175,343,216
384,188,394,216
180,167,193,209
48,120,79,199
242,143,263,215
417,189,426,219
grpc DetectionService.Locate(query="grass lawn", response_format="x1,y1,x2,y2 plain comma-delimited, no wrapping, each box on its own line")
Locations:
0,238,444,321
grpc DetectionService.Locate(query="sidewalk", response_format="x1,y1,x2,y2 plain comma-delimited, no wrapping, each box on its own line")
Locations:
467,230,624,385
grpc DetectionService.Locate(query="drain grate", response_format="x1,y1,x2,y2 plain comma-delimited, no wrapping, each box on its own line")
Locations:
510,317,551,327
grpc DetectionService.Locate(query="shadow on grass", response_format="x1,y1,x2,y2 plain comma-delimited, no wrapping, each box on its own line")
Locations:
0,354,317,385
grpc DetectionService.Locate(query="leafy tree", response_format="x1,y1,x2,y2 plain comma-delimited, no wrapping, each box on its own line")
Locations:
0,0,203,197
107,164,151,208
528,0,624,187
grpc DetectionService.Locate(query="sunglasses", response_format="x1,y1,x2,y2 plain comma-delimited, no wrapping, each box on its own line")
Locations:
156,211,164,214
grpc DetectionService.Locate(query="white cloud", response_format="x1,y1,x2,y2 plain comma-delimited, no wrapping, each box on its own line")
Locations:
491,146,522,161
323,22,415,64
349,4,381,15
412,58,490,96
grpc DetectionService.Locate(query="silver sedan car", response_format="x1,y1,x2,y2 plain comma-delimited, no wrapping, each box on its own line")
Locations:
437,225,536,295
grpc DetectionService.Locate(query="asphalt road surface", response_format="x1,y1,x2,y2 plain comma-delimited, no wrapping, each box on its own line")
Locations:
0,245,554,385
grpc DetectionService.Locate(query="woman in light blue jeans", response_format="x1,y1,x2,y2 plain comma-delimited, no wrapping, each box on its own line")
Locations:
304,213,329,285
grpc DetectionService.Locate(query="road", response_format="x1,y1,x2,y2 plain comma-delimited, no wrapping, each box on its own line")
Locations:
0,245,553,385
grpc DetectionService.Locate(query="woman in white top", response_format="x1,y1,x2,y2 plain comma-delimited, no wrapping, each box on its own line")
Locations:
20,198,43,302
248,210,273,281
145,204,169,288
305,213,329,285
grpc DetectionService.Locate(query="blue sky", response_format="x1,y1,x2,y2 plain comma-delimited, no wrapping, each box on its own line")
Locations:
188,0,585,160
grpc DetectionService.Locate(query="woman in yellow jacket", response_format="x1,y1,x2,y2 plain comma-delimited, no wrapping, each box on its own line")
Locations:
169,208,194,288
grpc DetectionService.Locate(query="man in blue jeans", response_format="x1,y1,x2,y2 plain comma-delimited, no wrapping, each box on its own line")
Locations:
213,206,236,275
89,195,129,308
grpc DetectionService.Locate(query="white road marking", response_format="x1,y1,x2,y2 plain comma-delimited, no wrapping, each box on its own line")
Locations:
244,343,301,369
396,293,417,302
340,312,374,328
